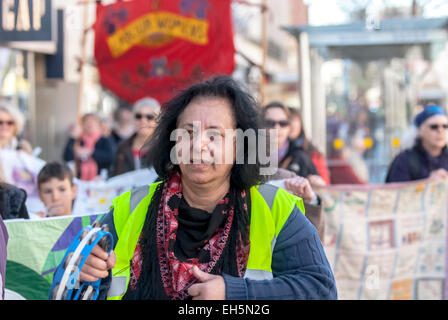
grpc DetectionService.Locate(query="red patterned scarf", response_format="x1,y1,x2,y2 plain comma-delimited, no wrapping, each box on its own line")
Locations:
79,132,101,181
129,170,250,299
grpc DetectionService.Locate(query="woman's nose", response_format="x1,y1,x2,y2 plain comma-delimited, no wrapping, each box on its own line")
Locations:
192,132,210,151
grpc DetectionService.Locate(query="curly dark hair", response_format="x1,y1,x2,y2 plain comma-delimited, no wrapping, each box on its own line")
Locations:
143,75,267,189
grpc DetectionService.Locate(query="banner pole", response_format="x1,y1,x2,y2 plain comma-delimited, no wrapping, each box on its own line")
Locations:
76,1,89,122
260,0,267,105
73,1,91,179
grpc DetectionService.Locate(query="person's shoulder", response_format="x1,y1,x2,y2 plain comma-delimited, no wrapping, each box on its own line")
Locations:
117,135,135,151
251,183,303,214
287,143,311,161
96,135,117,149
18,138,32,146
0,183,27,214
0,182,26,198
391,147,416,164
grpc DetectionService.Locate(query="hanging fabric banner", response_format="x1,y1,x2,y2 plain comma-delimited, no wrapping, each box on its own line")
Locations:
94,0,235,104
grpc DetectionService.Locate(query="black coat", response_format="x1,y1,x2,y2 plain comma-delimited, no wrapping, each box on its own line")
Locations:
63,137,116,178
0,183,29,220
279,142,318,178
386,139,448,183
110,134,138,177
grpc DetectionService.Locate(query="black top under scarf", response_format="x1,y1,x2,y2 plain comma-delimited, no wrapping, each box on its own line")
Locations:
174,195,229,262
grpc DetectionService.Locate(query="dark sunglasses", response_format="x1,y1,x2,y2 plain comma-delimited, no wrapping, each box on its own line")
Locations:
265,120,290,128
0,120,14,126
429,124,448,130
135,113,156,121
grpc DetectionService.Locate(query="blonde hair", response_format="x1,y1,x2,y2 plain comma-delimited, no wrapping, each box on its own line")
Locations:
0,102,25,136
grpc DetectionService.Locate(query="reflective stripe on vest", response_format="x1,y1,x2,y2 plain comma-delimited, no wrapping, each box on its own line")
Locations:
107,182,304,300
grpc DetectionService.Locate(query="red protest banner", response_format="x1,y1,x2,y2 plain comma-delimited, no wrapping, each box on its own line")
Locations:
94,0,235,104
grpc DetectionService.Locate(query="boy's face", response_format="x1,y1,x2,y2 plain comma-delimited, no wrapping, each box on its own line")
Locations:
38,178,77,217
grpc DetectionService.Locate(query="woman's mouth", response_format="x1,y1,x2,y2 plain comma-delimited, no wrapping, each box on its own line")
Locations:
190,162,211,170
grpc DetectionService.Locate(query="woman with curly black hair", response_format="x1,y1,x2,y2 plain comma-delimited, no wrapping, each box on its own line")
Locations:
73,75,337,300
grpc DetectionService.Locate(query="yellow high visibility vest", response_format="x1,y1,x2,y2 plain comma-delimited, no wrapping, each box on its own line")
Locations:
106,181,304,300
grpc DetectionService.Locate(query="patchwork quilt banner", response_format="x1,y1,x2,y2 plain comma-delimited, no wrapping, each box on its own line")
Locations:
4,214,105,300
318,178,448,300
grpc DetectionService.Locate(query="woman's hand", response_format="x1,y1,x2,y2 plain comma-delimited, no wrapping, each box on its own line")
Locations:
284,176,316,203
70,123,82,139
18,139,33,155
74,146,93,161
79,245,116,282
307,174,326,188
45,201,65,217
429,168,448,180
187,266,225,300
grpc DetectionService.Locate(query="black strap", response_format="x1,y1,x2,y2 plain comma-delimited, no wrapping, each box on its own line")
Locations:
386,148,422,182
407,149,422,181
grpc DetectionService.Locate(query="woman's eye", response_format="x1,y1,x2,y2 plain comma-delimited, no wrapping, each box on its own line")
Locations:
208,131,222,137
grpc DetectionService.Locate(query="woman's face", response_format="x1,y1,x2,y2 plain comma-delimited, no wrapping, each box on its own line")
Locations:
134,106,158,138
419,114,448,150
289,115,302,140
0,110,16,141
176,97,236,186
264,107,290,147
119,108,133,124
82,115,101,135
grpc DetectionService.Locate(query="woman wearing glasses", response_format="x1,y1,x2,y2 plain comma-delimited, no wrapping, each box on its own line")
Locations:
262,102,319,179
0,103,33,154
386,105,448,183
111,97,161,177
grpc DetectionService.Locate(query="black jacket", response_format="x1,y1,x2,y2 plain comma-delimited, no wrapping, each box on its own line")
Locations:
110,134,137,177
0,183,29,220
63,137,116,178
386,139,448,183
279,142,318,178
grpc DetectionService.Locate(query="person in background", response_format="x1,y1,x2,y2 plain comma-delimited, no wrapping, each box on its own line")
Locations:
0,103,33,154
110,106,135,147
63,113,115,181
0,175,29,298
0,182,29,220
327,139,367,185
99,114,118,155
288,107,330,186
268,168,325,242
35,162,77,218
262,102,322,183
0,215,7,300
111,97,161,177
386,105,448,183
345,130,369,183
